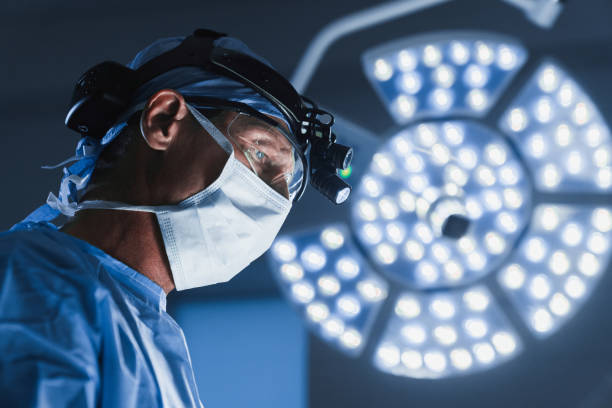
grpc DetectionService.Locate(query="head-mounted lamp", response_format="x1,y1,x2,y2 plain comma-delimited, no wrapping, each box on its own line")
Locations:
65,29,353,204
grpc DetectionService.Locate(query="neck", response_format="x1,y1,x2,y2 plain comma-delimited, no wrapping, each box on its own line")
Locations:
61,209,175,294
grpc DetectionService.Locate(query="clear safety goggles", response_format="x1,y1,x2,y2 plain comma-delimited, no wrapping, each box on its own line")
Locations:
225,112,304,201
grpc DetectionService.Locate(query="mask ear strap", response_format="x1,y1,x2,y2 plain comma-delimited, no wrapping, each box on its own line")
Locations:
187,104,234,154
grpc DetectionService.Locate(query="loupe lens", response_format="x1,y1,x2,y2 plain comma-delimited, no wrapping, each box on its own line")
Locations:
329,144,353,170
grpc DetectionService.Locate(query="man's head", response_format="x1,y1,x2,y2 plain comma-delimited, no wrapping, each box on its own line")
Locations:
86,88,295,206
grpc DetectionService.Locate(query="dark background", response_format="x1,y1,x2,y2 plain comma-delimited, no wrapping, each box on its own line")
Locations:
2,0,612,407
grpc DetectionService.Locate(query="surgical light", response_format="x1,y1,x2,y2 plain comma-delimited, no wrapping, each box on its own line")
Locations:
271,29,612,381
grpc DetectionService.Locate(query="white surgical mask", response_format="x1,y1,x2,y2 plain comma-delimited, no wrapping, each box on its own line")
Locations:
50,105,292,290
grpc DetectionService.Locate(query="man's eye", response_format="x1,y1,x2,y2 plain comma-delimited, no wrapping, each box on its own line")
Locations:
255,150,266,161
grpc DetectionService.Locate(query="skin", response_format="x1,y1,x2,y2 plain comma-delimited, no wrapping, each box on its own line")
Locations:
61,89,290,294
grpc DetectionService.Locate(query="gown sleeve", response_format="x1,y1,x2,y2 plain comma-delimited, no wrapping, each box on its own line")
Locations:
0,232,101,407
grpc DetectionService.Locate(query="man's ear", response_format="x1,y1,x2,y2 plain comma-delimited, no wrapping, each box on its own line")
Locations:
140,89,189,151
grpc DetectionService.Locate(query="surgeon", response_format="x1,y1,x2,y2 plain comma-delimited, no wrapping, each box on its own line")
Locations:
0,29,352,407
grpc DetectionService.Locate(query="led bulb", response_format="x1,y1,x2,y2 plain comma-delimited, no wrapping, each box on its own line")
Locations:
374,58,393,81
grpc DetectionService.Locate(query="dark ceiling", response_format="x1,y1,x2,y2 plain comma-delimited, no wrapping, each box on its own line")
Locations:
2,0,612,407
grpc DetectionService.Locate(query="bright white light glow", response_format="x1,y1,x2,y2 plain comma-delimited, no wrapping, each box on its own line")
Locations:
458,148,478,169
464,289,490,311
386,222,406,244
497,212,519,233
401,72,422,94
431,143,451,165
529,274,551,300
301,246,327,271
540,164,561,188
424,351,447,372
434,325,458,346
431,88,454,111
540,207,560,231
401,350,423,370
337,295,361,318
450,41,470,65
476,165,496,186
465,198,483,219
291,281,315,303
528,133,547,158
485,144,508,166
340,329,362,349
473,343,496,364
336,256,360,280
549,293,571,316
587,232,608,254
534,97,554,123
485,231,506,254
555,124,573,147
361,223,382,245
430,298,456,319
398,190,416,212
491,332,516,355
464,318,488,338
501,264,526,289
374,58,393,81
431,243,450,263
467,89,489,111
549,251,570,275
562,223,583,247
401,324,427,344
280,262,304,282
398,50,418,71
373,153,395,176
443,123,464,145
273,240,297,262
499,165,519,185
483,190,502,211
566,151,584,175
357,279,387,302
362,176,383,198
404,153,425,172
525,237,547,263
503,188,523,210
306,302,330,323
497,45,518,70
423,45,442,67
379,197,399,220
318,275,341,296
415,261,439,284
532,308,553,333
508,108,528,132
396,296,421,319
538,66,560,93
357,200,377,221
322,317,344,338
450,348,473,370
592,208,612,232
565,275,586,299
475,42,494,65
433,64,456,88
404,240,425,261
321,228,345,250
444,261,464,281
396,95,417,118
415,223,434,244
464,64,489,88
572,102,591,125
376,243,398,264
557,81,575,107
377,344,400,367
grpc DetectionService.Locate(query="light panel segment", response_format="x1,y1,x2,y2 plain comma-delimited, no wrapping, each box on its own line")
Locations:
363,32,527,124
351,120,532,289
374,286,521,378
500,61,612,192
269,224,388,356
498,205,612,337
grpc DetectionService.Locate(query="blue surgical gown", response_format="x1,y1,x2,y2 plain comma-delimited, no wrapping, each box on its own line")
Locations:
0,222,203,407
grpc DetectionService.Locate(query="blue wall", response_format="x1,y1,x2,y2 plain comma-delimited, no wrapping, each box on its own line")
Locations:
173,297,306,408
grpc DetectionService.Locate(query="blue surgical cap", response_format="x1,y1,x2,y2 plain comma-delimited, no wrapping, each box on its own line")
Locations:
16,35,287,227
